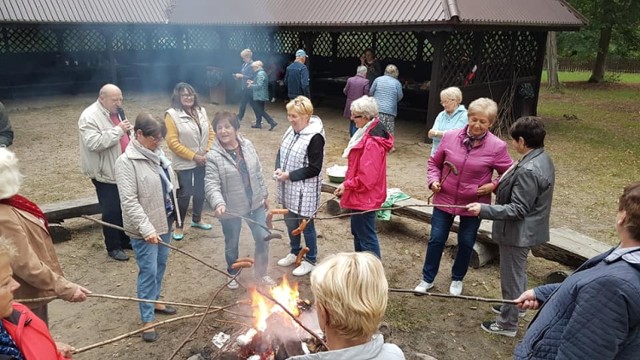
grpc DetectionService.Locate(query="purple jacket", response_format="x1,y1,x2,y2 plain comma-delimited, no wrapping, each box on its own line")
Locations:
428,126,512,216
343,74,370,118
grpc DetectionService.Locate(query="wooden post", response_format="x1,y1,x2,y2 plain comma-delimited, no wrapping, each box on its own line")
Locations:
531,32,548,116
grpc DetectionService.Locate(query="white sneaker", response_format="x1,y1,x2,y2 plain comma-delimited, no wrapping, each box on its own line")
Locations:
292,261,315,276
260,275,277,286
450,281,463,296
277,253,297,267
270,97,276,103
414,280,434,293
227,279,239,290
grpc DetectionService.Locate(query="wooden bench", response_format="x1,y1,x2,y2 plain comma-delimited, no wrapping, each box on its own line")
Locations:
41,196,101,243
321,182,612,270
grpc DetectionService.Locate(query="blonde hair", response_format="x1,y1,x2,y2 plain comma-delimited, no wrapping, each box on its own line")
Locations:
286,96,314,116
468,97,498,122
350,95,378,120
310,252,389,342
0,148,22,200
240,49,252,58
440,87,462,104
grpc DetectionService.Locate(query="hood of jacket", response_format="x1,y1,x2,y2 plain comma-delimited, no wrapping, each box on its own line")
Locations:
299,115,324,136
352,119,393,152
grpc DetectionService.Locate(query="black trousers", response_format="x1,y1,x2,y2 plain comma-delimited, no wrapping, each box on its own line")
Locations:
92,179,130,252
254,101,277,127
237,89,258,121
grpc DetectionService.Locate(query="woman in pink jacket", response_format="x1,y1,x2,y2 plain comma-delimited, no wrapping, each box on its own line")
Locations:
335,96,394,258
415,98,512,296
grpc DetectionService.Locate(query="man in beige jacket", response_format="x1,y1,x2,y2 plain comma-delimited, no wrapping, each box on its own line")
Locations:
78,84,132,261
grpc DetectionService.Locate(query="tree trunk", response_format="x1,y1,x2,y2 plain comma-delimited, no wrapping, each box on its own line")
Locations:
588,25,613,83
546,32,560,89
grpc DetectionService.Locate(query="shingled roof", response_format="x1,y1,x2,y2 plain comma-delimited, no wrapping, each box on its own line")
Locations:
0,0,586,29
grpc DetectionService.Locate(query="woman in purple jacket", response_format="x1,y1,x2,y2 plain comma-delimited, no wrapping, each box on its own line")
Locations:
414,98,512,296
343,66,370,136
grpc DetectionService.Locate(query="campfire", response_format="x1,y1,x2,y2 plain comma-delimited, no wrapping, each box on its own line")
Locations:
233,276,324,359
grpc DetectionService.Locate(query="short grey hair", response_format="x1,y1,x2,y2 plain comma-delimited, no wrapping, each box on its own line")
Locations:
468,98,498,122
240,49,252,58
350,95,378,120
251,60,263,69
356,66,367,75
384,64,399,78
0,148,22,200
440,87,463,104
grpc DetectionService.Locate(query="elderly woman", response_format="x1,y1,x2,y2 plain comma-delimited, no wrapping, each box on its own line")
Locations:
289,252,405,359
466,116,555,337
0,238,76,359
204,111,274,289
335,96,393,258
359,48,383,84
414,98,512,296
115,114,177,342
0,148,89,325
164,82,214,240
370,64,403,148
248,61,278,131
428,87,468,156
343,66,370,136
274,96,325,277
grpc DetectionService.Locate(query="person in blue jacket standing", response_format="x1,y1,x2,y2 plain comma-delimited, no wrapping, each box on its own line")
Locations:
285,50,310,100
427,87,467,156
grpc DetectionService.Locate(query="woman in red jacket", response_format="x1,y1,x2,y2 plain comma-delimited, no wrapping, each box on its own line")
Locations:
335,96,394,258
0,238,75,359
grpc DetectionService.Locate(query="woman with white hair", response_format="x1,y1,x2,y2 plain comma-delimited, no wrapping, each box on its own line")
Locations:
288,252,405,359
428,87,468,156
335,96,393,258
0,148,90,325
370,65,403,151
343,66,370,136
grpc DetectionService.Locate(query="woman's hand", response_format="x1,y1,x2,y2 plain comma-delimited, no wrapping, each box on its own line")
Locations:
466,203,482,216
334,183,345,197
144,233,161,244
514,289,540,310
56,342,75,359
273,169,290,182
263,199,270,211
69,285,91,302
427,129,440,138
214,205,226,218
477,183,495,196
194,154,207,167
430,181,442,193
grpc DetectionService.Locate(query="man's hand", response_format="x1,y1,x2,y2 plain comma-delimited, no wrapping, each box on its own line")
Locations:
234,73,243,80
118,120,133,133
514,289,540,310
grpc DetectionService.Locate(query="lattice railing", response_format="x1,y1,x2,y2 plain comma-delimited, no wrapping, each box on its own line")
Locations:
337,32,373,58
0,29,5,54
113,28,147,51
480,31,513,82
377,32,418,61
273,31,299,54
186,28,220,50
150,28,178,50
314,32,332,56
63,29,106,52
513,32,540,77
441,31,476,87
423,37,435,62
6,28,57,53
246,31,272,53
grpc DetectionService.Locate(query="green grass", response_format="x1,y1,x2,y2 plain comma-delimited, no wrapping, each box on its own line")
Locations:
541,70,640,83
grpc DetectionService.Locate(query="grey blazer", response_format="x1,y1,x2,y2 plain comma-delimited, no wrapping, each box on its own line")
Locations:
479,148,555,247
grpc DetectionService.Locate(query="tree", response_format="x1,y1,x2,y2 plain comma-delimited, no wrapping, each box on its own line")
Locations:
546,32,560,89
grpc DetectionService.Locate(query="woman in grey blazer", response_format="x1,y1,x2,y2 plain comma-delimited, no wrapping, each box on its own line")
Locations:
467,116,555,337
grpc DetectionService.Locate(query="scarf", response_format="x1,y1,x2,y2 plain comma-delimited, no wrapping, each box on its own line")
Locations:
132,140,173,198
342,119,376,158
462,125,489,151
0,194,48,230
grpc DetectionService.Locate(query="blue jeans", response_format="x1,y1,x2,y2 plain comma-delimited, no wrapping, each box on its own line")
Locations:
351,211,381,258
283,211,317,264
422,207,481,283
219,207,270,277
176,167,206,227
130,218,172,323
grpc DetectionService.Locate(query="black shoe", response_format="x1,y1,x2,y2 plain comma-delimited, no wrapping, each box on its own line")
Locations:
154,306,177,315
108,249,129,261
122,242,133,250
251,124,262,129
142,330,159,342
269,123,278,131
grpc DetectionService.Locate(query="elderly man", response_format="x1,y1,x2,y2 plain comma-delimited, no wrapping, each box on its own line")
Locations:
0,101,13,147
233,48,258,123
285,49,311,100
78,84,132,261
370,64,403,144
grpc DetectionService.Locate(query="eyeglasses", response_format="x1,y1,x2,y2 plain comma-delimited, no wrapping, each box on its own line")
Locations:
146,134,163,143
181,94,195,99
440,99,453,105
352,115,364,119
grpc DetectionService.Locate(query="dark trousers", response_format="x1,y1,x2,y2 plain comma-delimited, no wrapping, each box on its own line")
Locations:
351,211,381,258
254,101,277,127
176,167,206,228
283,211,317,264
349,120,357,137
92,179,130,252
237,89,258,121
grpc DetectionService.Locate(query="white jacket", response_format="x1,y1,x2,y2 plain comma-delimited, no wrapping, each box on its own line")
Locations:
78,101,127,183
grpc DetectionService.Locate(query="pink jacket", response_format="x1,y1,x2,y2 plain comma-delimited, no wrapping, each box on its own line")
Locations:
428,126,512,216
341,119,394,210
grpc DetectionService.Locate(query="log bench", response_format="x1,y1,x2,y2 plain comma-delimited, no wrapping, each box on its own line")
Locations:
320,181,612,272
41,196,100,243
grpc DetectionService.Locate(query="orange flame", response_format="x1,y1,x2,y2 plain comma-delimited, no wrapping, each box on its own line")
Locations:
250,275,300,332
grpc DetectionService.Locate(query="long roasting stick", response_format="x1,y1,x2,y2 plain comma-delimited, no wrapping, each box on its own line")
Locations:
272,203,470,222
389,288,518,304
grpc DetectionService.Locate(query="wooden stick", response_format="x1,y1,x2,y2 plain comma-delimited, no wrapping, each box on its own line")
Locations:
256,288,329,351
167,271,243,360
388,288,518,304
73,302,242,354
224,211,284,233
81,215,231,278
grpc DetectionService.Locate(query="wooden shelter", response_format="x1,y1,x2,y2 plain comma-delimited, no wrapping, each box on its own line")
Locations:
0,0,586,131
